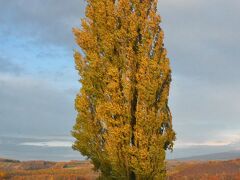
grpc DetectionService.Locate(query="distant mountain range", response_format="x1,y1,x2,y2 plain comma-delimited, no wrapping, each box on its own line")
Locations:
176,150,240,161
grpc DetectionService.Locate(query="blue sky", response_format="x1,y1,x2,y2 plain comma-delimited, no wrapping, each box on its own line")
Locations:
0,0,240,160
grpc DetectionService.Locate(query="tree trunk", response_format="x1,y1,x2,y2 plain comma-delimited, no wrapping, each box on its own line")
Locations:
130,171,136,180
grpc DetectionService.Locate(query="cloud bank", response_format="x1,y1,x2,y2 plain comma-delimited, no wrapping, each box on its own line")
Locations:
0,74,76,136
20,141,72,148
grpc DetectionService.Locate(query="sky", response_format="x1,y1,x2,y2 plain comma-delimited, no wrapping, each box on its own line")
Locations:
0,0,240,160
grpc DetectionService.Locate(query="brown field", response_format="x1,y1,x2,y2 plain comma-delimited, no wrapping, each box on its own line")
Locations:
0,159,98,180
0,158,240,179
167,159,240,180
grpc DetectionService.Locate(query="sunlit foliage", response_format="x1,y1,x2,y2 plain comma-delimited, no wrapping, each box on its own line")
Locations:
72,0,175,179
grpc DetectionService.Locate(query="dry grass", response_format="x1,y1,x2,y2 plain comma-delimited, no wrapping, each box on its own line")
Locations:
0,161,99,180
167,159,240,179
1,158,240,179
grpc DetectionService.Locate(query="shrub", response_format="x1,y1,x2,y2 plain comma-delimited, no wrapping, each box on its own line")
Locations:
0,171,9,179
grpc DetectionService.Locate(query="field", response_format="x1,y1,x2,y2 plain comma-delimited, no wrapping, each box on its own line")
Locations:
0,159,98,180
0,158,240,179
167,159,240,179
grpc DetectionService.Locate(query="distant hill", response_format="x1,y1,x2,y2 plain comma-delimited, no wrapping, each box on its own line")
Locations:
0,158,20,163
176,150,240,161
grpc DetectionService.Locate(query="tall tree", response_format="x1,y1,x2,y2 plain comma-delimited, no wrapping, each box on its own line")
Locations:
72,0,175,179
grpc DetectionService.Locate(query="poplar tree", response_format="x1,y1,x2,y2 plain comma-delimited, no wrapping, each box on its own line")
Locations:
72,0,175,179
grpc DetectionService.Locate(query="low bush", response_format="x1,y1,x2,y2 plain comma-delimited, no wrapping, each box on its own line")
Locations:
0,171,9,179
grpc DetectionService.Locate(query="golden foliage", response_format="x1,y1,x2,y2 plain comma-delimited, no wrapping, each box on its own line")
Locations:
72,0,175,179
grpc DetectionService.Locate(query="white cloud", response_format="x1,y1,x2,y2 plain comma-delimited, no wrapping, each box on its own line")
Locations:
20,141,73,148
176,141,232,148
175,132,240,148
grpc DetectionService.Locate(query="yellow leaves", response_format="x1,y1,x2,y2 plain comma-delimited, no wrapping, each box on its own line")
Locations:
75,94,87,112
73,28,98,52
74,51,87,76
73,0,175,178
85,2,94,19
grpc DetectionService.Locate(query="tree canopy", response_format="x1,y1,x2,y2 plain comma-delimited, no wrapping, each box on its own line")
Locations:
72,0,175,179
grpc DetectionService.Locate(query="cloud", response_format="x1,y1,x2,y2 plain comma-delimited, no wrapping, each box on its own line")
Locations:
0,0,86,48
169,75,240,145
158,0,201,8
0,56,23,75
20,141,72,148
158,0,240,84
156,0,240,147
175,133,240,148
168,131,240,158
0,74,76,136
2,0,239,84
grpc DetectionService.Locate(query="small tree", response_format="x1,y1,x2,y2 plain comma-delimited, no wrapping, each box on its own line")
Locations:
72,0,175,179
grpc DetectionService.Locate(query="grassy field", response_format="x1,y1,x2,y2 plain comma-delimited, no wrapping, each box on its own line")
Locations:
0,160,98,180
0,158,240,179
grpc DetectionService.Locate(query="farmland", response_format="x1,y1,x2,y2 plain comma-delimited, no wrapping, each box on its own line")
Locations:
1,158,240,179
